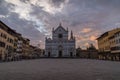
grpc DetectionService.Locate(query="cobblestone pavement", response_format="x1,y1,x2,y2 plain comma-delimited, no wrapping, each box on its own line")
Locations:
0,59,120,80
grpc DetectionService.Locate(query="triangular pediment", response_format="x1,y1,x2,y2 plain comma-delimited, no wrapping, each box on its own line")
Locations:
54,24,67,33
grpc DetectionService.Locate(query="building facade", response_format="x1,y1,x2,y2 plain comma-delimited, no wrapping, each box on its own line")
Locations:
109,31,120,60
97,28,120,60
0,21,19,60
22,38,30,59
45,23,76,57
0,21,31,61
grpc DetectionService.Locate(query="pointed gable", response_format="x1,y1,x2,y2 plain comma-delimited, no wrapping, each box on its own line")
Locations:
54,23,67,33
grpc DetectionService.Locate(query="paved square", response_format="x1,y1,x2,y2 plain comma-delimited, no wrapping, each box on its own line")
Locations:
0,59,120,80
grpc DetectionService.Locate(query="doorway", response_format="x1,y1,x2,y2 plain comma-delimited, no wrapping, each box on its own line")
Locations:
48,52,51,57
59,51,62,57
70,52,73,57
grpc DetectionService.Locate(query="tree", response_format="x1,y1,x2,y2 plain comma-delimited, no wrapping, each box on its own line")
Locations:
87,43,96,51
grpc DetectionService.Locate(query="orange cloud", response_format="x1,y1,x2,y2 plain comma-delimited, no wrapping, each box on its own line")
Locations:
90,35,97,41
81,28,92,33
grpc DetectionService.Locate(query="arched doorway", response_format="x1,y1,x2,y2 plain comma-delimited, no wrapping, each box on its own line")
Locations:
70,52,73,57
48,52,51,57
59,51,62,57
58,45,63,57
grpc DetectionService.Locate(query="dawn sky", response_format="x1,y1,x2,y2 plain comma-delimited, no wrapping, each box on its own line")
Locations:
0,0,120,49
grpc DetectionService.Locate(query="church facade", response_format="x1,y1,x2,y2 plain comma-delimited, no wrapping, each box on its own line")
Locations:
45,23,76,57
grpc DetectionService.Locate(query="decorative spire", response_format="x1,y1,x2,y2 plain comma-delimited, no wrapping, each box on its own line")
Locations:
71,30,73,39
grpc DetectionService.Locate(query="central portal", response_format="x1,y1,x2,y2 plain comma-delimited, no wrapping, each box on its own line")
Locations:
58,50,62,57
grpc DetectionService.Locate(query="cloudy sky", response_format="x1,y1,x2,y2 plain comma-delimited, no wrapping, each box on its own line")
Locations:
0,0,120,49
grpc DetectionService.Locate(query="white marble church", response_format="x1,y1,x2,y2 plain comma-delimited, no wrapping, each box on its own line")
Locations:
45,23,76,57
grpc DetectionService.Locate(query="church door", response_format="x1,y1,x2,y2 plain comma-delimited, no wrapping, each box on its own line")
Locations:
70,52,73,57
48,52,51,57
59,51,62,57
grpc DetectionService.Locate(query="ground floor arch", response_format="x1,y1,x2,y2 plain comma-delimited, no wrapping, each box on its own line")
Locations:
58,50,62,57
70,52,73,57
48,52,51,57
